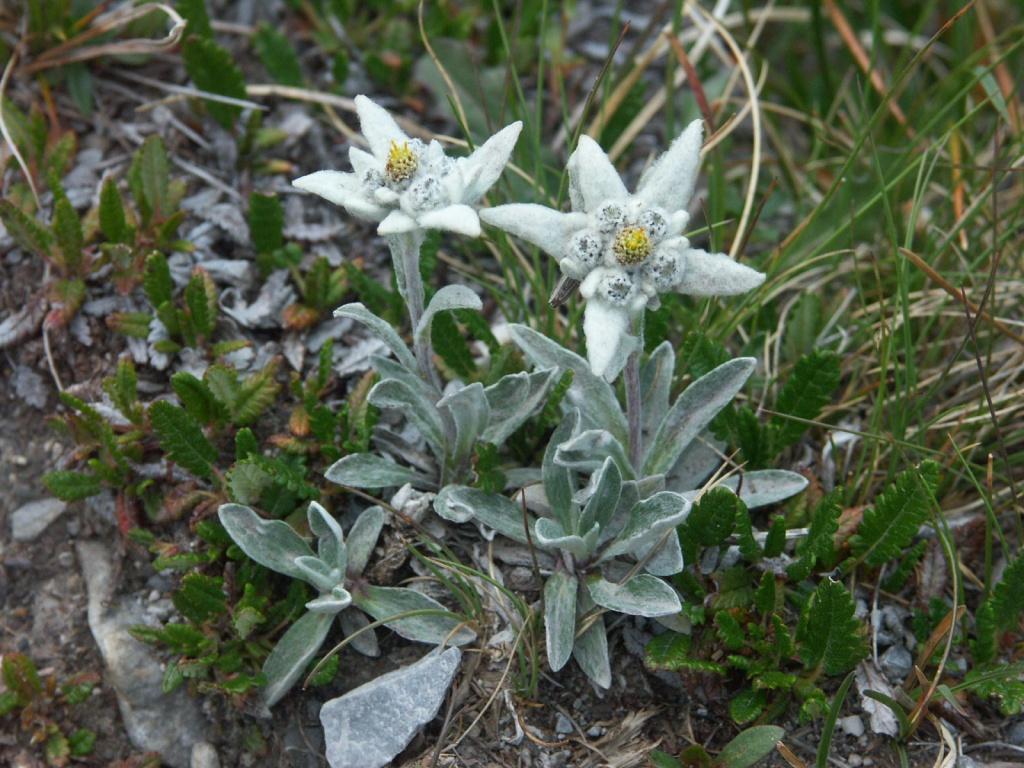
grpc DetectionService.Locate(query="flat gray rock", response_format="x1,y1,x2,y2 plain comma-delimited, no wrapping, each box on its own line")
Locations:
78,541,209,768
320,647,461,768
12,498,66,541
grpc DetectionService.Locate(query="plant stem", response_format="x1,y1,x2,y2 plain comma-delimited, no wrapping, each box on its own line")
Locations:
386,231,442,391
625,313,644,472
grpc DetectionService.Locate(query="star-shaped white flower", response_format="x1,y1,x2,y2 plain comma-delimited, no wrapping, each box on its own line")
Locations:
293,95,522,238
480,122,765,381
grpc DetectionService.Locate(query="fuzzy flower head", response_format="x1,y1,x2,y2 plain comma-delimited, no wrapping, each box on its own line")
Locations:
293,95,522,238
480,121,765,381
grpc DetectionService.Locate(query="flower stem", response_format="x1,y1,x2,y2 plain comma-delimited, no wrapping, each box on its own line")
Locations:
386,231,442,391
625,314,645,472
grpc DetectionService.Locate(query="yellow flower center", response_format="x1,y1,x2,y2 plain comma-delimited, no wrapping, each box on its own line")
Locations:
385,140,418,182
613,226,652,266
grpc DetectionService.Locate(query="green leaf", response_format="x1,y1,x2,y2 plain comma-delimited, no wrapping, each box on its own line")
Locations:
262,610,334,707
644,358,755,477
67,728,96,757
218,503,316,581
185,269,218,338
585,574,681,618
649,751,683,768
306,653,339,687
769,349,840,451
972,601,997,664
235,427,259,460
149,400,218,479
797,580,866,676
52,190,83,274
881,539,927,593
1,653,42,706
182,36,248,129
173,572,227,623
45,729,70,764
206,362,281,426
787,491,841,581
107,311,153,339
961,662,1024,716
43,470,102,501
177,0,212,39
715,725,785,768
715,611,744,651
131,622,211,656
254,24,303,86
234,363,281,426
432,310,477,378
543,571,577,672
0,199,51,258
753,572,777,613
355,585,475,645
644,633,725,675
988,549,1024,631
849,462,939,567
728,688,766,725
171,371,223,425
762,516,786,558
99,178,129,244
144,251,173,308
249,193,284,254
103,358,142,424
132,135,172,224
681,487,737,562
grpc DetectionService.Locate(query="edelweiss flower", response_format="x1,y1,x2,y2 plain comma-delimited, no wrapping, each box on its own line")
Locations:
293,95,522,238
480,122,765,380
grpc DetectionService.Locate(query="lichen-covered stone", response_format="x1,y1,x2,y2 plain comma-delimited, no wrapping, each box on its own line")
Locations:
320,647,462,768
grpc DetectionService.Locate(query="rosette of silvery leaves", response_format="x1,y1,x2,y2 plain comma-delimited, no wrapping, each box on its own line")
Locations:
293,94,522,238
480,120,764,381
217,502,474,707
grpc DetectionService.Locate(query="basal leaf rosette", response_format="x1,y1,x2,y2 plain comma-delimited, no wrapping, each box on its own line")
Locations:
481,121,765,381
293,95,522,238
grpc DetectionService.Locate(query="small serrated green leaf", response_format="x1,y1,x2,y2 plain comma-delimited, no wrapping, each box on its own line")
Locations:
177,0,212,39
171,371,223,425
797,580,866,676
715,611,745,650
149,400,218,479
254,24,303,86
681,488,737,562
99,178,129,244
43,470,102,501
249,192,283,254
306,653,339,687
770,349,840,451
134,135,171,223
988,550,1024,631
233,361,281,426
103,357,142,424
432,309,476,378
173,572,227,623
185,269,218,338
728,688,766,725
644,632,725,675
143,251,173,307
850,462,939,567
787,491,841,581
0,199,51,258
182,36,248,129
762,516,786,558
235,427,259,460
68,728,96,757
52,191,83,274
